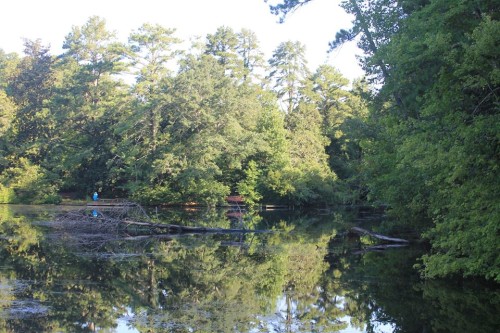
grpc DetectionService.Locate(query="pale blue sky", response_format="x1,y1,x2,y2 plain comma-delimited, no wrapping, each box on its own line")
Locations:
1,0,363,80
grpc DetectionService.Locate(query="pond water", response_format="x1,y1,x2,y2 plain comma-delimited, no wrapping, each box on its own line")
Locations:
0,204,498,332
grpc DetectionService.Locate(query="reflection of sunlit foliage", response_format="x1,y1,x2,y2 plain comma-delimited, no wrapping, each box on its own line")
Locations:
0,275,16,320
0,206,53,332
1,206,499,332
251,219,352,333
129,237,276,332
118,215,339,332
0,206,44,267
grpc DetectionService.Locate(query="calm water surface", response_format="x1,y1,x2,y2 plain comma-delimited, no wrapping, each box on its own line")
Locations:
0,204,498,332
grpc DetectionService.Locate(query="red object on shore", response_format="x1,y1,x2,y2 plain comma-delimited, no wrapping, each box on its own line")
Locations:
226,195,244,204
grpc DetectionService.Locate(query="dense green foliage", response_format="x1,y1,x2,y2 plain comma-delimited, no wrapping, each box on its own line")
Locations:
364,0,500,282
268,0,499,282
1,0,498,283
0,17,365,207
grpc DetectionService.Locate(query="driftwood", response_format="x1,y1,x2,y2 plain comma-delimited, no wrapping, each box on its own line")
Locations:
43,202,267,253
350,227,409,244
352,243,409,255
53,202,267,236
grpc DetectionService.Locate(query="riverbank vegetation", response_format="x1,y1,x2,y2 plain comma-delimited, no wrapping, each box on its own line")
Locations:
268,0,499,282
0,19,367,207
0,0,498,281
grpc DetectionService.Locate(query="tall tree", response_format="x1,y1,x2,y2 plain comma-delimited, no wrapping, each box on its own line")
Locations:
286,100,338,205
0,40,60,204
62,16,126,105
0,91,15,139
253,91,292,202
356,0,499,280
236,28,265,82
205,26,242,78
267,41,309,113
122,23,181,165
56,16,130,195
8,39,55,159
380,0,499,281
0,50,18,172
307,65,368,181
109,24,181,194
267,0,405,107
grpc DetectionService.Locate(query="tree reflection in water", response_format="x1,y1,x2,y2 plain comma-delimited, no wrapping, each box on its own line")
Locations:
0,205,498,332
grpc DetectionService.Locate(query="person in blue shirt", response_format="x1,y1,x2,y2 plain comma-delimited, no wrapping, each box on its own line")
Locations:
92,192,99,201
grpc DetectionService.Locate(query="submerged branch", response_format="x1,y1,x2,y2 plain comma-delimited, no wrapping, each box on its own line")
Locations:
350,226,409,244
352,243,408,255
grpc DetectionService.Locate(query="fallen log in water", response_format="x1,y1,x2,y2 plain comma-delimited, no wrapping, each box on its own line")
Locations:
53,206,268,236
350,226,409,244
121,219,268,234
352,243,408,255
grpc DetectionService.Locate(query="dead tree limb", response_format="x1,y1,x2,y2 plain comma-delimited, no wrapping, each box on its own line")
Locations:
352,243,408,255
350,227,409,244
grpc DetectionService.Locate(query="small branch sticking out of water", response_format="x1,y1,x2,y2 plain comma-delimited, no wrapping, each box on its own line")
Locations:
350,227,409,244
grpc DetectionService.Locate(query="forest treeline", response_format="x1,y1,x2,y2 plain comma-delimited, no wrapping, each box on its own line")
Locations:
0,18,367,206
0,0,498,281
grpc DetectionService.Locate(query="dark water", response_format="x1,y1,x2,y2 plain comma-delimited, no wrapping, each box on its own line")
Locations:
0,205,498,333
